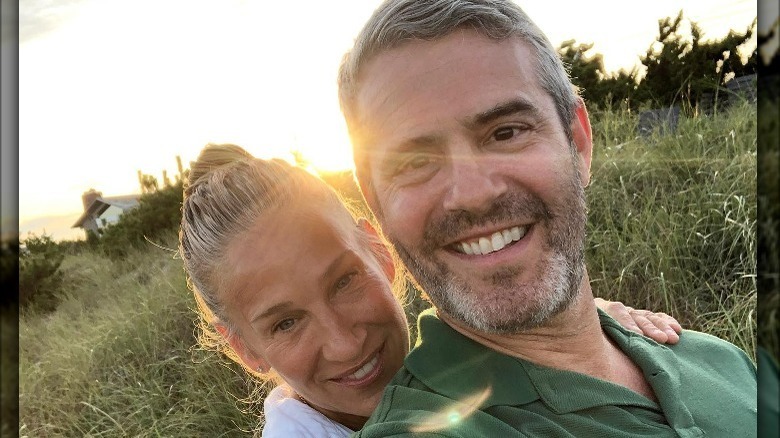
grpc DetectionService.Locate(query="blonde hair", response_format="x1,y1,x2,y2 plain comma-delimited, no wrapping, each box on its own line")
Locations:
179,143,400,382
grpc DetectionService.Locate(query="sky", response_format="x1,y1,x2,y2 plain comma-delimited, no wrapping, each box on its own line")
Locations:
17,0,758,241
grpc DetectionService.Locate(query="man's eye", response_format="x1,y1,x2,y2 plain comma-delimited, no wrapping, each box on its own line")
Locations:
273,318,295,332
399,154,435,172
493,126,519,141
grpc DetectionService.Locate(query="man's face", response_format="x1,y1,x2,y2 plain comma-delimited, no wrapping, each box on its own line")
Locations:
353,29,593,334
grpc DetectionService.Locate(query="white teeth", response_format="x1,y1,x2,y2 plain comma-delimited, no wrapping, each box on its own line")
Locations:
502,229,512,243
491,232,505,251
478,237,491,254
454,226,527,256
348,356,378,380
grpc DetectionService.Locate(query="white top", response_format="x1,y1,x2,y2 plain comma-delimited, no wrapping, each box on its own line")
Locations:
261,385,354,438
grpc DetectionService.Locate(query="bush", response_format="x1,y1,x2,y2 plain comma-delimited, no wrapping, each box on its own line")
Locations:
98,181,184,258
19,234,65,313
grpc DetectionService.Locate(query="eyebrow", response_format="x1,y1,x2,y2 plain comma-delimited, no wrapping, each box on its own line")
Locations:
467,98,542,129
388,98,542,153
321,250,353,283
252,301,295,324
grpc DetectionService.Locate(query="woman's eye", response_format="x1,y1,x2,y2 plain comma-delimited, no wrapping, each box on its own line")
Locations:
273,318,295,332
335,272,357,290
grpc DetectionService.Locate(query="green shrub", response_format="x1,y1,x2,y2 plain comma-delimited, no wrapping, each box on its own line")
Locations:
99,181,184,258
19,234,65,313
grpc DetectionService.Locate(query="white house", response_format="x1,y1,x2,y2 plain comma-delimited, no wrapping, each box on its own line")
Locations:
72,189,140,237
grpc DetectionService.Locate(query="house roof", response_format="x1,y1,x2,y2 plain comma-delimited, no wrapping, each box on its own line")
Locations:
72,194,141,228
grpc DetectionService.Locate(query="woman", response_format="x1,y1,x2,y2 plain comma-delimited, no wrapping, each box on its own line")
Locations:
179,143,682,437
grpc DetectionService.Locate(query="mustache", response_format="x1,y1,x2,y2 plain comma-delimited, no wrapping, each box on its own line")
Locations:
422,192,553,249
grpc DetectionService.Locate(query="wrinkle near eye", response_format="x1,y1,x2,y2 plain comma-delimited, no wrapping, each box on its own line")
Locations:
335,271,357,290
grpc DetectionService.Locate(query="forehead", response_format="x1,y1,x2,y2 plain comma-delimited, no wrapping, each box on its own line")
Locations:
354,30,546,139
221,199,360,298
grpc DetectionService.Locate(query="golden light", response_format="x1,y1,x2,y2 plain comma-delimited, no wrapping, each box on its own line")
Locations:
409,386,492,433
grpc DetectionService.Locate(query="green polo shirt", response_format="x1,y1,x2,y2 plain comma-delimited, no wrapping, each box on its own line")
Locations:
355,308,757,437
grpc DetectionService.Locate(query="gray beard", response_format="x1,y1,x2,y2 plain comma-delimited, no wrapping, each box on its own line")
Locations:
390,167,587,334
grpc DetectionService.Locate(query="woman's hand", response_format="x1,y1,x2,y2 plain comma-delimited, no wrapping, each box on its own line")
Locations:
595,298,682,344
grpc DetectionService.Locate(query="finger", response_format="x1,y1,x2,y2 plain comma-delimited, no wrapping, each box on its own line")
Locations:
645,314,683,344
633,314,670,343
653,312,683,334
600,300,642,334
646,312,683,343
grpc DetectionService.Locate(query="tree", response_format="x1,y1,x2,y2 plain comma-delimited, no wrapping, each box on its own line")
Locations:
636,11,756,110
559,40,611,107
137,171,159,194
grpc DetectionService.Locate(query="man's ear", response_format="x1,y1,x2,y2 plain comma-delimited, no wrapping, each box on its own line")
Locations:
215,323,269,373
570,98,593,187
358,218,395,281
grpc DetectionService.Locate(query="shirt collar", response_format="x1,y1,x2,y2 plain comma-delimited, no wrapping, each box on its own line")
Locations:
403,308,677,414
404,308,539,409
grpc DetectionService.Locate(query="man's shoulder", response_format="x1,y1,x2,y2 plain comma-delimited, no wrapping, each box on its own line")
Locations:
671,329,755,372
599,308,755,377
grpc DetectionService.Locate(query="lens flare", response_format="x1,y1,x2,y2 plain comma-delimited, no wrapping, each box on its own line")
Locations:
409,386,492,433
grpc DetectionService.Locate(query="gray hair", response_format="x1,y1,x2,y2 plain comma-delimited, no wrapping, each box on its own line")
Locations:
338,0,579,183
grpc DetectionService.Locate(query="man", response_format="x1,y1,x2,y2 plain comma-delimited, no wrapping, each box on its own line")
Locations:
337,0,757,436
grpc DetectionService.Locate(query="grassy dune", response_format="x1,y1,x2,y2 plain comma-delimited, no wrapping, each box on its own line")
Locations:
18,102,758,436
19,242,262,436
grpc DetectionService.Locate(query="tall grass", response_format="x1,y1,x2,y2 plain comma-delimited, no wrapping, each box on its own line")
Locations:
586,100,756,356
19,235,262,437
18,102,757,435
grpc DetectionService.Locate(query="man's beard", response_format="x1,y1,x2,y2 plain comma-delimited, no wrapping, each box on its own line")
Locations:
390,165,588,334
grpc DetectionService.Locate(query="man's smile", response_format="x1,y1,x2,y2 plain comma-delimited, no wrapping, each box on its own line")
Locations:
451,225,529,256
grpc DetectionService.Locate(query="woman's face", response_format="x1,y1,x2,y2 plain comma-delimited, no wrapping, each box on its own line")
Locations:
221,199,409,427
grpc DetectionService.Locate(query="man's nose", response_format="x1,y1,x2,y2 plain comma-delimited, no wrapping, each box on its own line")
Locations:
442,151,507,213
320,313,366,363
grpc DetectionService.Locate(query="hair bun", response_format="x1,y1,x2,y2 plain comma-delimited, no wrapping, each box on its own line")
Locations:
187,143,255,194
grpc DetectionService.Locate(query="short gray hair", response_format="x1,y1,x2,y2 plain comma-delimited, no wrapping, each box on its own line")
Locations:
338,0,578,184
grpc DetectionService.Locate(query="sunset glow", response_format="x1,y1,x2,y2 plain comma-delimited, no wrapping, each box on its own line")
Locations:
18,0,757,240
